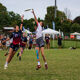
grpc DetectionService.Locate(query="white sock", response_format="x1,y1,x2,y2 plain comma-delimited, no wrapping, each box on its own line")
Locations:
38,61,40,65
5,62,8,66
45,62,47,65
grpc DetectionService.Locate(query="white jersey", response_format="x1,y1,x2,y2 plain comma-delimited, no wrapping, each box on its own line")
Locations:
36,23,42,39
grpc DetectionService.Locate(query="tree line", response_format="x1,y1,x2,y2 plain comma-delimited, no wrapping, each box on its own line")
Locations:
0,3,80,34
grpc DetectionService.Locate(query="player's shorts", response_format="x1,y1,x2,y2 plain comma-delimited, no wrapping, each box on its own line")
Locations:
20,45,25,50
10,43,19,51
36,37,44,48
46,40,49,44
2,43,6,45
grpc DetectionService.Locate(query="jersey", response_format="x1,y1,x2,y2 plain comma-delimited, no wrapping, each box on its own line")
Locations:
45,36,50,43
10,30,22,45
20,36,27,47
1,38,6,45
36,23,43,39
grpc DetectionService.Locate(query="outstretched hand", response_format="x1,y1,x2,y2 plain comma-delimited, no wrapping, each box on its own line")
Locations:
32,9,34,14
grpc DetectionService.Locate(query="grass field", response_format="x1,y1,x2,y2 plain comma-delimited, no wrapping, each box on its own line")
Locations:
50,40,80,48
0,49,80,80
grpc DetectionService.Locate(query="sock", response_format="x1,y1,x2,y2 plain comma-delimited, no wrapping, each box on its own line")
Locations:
5,62,8,66
38,61,40,65
17,53,19,57
45,62,47,65
19,56,21,61
36,50,39,59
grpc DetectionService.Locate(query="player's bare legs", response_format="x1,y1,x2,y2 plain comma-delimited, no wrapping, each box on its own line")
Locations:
35,47,41,70
41,47,48,69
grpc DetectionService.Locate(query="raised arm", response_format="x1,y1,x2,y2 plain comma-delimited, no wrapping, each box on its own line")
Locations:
20,15,24,31
32,9,38,25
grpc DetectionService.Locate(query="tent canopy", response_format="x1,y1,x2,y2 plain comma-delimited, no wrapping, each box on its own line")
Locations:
42,28,60,34
71,32,80,35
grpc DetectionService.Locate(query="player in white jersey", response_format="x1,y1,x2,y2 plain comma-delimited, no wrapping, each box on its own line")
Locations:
32,9,48,70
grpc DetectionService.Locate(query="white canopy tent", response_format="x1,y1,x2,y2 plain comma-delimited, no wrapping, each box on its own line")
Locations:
71,32,80,35
42,28,60,35
71,32,80,40
42,28,60,40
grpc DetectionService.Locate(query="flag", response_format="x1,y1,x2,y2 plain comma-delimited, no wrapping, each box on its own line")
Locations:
52,21,55,30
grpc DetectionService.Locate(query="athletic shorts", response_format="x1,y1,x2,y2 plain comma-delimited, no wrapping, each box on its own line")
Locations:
46,40,49,44
36,37,44,48
20,45,25,49
10,43,19,51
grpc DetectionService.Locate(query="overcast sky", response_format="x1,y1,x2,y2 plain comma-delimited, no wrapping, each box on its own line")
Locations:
0,0,80,20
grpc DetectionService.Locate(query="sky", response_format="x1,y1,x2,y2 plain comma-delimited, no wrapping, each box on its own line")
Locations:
0,0,80,20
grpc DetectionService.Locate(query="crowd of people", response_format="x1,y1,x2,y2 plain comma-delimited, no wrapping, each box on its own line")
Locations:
0,33,63,50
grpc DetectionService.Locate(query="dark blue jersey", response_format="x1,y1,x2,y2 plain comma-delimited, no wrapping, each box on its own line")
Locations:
1,38,6,45
20,36,27,46
10,30,22,45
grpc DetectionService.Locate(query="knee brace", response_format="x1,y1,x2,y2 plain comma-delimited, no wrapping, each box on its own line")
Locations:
36,50,39,59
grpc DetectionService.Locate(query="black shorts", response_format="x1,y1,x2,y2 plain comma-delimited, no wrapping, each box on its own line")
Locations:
20,45,25,49
36,37,44,48
58,43,62,46
29,41,33,44
10,43,19,51
46,40,49,44
2,43,6,45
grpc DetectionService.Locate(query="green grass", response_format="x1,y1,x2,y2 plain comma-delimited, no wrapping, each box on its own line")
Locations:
0,49,80,80
50,40,80,48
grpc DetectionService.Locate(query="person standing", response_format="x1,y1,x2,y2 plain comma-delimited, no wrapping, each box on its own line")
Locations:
17,32,27,61
45,34,50,49
58,35,62,48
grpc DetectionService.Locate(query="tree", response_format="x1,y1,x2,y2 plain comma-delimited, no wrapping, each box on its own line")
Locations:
61,20,71,33
0,3,10,29
71,23,80,32
8,11,21,26
44,6,67,30
64,8,72,20
73,16,80,24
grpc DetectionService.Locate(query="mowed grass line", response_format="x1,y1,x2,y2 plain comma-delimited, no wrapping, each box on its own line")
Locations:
0,49,80,80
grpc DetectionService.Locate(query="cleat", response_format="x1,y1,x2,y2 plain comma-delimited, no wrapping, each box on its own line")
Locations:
45,64,48,70
19,56,21,61
4,65,8,70
4,53,8,56
36,65,41,70
17,53,19,57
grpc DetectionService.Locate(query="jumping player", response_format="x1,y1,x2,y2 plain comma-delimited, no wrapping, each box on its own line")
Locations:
17,32,27,61
32,10,48,70
3,15,24,69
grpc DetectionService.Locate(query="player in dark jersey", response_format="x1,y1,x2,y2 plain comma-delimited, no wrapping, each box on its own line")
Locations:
3,15,24,69
45,34,50,49
29,34,33,49
1,35,7,50
17,32,27,61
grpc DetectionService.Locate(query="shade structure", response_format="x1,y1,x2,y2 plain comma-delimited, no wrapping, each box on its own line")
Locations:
71,32,80,35
42,28,60,35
